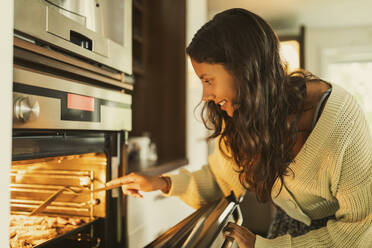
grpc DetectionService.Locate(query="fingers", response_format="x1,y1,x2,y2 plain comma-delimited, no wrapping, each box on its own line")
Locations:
106,178,124,187
122,188,143,198
222,222,255,248
106,173,144,198
121,182,140,191
106,173,139,187
121,182,142,198
222,226,235,239
223,222,239,235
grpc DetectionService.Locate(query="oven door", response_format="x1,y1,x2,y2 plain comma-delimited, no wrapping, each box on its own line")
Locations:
11,65,131,247
145,193,243,248
11,130,127,248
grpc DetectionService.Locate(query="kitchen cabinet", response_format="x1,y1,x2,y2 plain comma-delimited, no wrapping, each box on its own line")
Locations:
130,0,187,174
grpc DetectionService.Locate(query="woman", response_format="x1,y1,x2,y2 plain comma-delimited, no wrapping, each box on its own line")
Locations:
107,8,372,247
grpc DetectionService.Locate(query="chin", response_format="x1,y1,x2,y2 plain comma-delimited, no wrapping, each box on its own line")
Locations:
221,105,234,117
226,110,234,117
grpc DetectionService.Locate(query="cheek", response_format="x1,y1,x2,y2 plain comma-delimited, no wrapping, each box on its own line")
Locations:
222,80,236,99
225,87,237,104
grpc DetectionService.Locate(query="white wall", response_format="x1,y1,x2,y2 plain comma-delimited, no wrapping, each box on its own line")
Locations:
305,26,372,76
0,1,13,246
276,0,372,37
305,26,372,133
208,0,372,35
296,0,372,28
186,0,209,170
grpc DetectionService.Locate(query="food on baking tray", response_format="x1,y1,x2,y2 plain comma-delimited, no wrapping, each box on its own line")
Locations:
9,215,85,248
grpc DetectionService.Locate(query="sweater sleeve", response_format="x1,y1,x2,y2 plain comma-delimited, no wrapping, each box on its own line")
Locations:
162,164,224,209
255,94,372,247
163,136,246,209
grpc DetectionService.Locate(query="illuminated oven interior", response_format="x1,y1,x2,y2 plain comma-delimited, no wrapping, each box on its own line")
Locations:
10,153,107,248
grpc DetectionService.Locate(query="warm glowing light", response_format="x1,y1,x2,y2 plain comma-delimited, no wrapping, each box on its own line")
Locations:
79,177,91,186
280,40,300,72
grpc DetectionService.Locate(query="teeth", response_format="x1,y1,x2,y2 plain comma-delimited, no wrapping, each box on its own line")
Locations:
219,100,227,106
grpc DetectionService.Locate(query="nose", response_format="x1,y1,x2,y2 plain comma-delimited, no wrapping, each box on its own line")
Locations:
202,89,216,102
202,94,216,102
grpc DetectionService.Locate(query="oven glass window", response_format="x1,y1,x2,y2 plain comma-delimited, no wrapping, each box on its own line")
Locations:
10,153,107,247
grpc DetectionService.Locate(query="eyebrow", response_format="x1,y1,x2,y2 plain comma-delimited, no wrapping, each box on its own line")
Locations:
199,73,210,79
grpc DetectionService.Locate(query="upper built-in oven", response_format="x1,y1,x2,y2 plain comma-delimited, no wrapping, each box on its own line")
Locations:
14,0,132,74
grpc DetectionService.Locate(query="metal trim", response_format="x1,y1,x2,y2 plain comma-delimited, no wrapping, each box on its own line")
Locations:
14,67,131,104
12,135,106,160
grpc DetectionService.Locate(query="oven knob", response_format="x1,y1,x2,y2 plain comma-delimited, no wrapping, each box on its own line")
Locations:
14,96,40,122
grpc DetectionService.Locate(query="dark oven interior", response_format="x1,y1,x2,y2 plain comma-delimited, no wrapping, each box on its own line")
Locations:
10,130,127,248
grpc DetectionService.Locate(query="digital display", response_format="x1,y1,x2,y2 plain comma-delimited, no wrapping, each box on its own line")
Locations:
67,93,95,112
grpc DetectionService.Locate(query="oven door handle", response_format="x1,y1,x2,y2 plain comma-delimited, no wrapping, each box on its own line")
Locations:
221,204,243,248
144,192,243,248
180,192,243,248
46,5,109,57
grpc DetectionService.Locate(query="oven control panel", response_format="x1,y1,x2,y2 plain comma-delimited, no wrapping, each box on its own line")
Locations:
13,67,132,131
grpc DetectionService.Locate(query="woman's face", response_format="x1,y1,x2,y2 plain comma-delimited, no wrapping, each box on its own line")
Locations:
191,59,237,117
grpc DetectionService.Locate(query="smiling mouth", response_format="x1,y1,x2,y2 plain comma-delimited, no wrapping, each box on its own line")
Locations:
218,100,227,106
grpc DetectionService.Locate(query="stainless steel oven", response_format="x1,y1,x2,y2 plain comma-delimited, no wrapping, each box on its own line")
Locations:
12,1,133,246
14,0,132,74
11,66,131,248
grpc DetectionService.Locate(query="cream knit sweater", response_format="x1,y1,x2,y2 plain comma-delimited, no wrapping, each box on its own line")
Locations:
164,84,372,248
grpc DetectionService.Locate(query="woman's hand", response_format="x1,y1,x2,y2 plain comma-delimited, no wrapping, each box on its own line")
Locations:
223,222,256,248
106,172,169,198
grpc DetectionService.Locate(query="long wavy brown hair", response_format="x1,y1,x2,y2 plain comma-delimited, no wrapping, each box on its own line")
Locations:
186,8,314,202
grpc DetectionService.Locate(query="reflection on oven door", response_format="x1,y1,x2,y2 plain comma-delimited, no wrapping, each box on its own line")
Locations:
144,192,243,248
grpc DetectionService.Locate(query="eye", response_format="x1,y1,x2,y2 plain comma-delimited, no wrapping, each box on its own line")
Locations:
203,79,212,85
